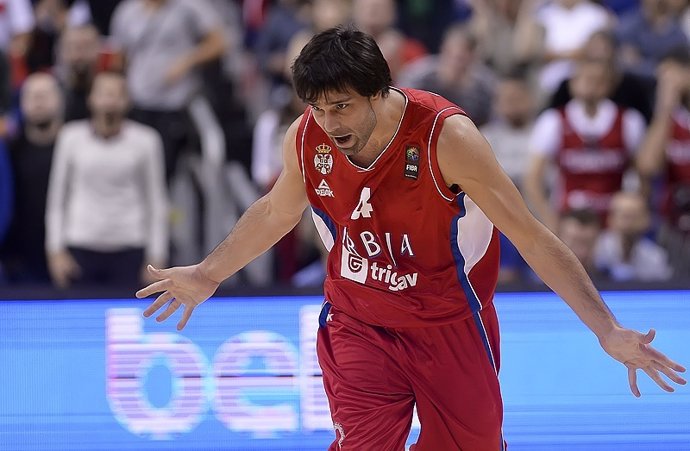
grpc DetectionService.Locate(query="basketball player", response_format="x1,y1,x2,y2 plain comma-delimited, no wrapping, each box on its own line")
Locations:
136,28,686,451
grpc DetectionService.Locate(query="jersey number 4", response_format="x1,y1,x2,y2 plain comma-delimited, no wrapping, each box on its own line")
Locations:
351,187,373,220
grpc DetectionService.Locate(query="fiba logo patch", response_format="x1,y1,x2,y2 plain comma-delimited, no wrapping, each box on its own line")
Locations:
333,422,346,449
404,145,420,180
314,143,334,175
340,246,368,284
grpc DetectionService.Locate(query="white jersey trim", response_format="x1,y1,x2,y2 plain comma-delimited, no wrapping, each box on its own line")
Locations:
428,107,463,202
455,195,494,308
311,210,335,251
299,111,311,184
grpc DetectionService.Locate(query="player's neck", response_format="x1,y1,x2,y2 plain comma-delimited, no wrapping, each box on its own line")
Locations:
351,89,406,167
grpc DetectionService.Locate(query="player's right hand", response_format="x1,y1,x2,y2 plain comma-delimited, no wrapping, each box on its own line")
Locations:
135,264,220,331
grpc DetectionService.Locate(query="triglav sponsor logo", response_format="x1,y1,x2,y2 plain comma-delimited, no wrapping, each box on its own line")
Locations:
339,228,417,291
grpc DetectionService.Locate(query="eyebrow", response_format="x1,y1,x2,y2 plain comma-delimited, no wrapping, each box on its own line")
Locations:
310,96,353,107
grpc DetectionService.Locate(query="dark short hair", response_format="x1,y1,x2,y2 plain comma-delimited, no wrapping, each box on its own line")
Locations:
442,22,477,53
662,45,690,66
561,208,601,228
291,26,391,104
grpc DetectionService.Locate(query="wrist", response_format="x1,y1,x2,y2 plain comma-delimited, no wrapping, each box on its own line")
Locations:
592,318,621,341
197,260,224,285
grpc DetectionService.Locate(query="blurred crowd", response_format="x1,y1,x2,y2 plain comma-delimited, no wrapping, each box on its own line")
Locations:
0,0,689,292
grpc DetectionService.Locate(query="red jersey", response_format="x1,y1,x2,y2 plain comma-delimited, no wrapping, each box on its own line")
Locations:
663,108,690,225
556,106,629,216
297,88,500,328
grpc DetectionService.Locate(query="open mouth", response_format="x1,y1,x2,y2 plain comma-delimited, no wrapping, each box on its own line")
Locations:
333,134,353,147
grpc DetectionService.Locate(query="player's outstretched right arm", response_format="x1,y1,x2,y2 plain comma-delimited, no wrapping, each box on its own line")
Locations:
136,116,309,330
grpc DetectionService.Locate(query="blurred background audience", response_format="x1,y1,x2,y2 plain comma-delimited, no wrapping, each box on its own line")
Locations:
3,72,63,284
524,57,646,231
44,71,168,289
594,190,673,281
0,0,688,293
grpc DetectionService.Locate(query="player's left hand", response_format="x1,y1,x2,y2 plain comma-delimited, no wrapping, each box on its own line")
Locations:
599,326,686,397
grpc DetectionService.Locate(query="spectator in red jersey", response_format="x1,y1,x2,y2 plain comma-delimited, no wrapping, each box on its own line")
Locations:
136,28,685,451
549,29,655,123
637,47,690,277
524,57,647,231
514,0,612,95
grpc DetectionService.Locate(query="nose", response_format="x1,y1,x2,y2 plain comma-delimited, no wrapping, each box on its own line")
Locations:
322,112,340,135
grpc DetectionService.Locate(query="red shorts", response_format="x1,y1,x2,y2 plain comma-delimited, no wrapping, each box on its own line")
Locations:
317,301,506,451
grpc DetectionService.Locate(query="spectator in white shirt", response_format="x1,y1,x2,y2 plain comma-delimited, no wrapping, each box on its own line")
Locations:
480,71,536,191
45,71,169,289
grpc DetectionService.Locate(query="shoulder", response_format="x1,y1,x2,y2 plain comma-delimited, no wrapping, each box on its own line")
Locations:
534,108,563,130
177,0,217,21
287,113,306,141
401,87,459,112
284,114,306,157
621,107,645,126
436,114,487,166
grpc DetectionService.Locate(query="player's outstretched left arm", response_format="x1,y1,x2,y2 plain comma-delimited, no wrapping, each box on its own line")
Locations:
436,114,686,397
136,118,309,330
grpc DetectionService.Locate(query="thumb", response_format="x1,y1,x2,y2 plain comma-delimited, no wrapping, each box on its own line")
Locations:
148,265,172,277
642,329,656,344
147,264,160,274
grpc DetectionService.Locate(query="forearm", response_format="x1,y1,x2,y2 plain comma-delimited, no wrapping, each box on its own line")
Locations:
198,195,302,283
520,224,619,338
183,30,225,69
636,114,672,178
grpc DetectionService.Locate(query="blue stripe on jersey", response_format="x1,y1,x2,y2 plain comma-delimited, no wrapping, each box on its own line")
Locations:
472,312,497,371
451,200,504,450
312,206,337,243
472,312,505,451
449,193,482,314
318,302,332,328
